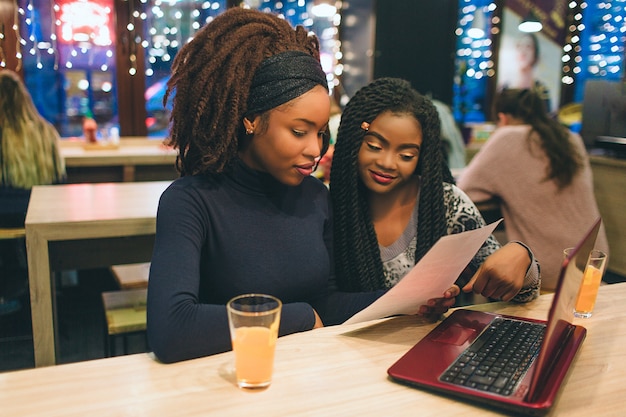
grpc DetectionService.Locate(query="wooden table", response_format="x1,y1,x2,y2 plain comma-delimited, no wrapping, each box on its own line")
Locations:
4,283,625,416
25,181,171,367
60,137,178,183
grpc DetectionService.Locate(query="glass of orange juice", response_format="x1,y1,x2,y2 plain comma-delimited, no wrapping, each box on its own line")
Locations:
566,249,607,318
227,294,282,389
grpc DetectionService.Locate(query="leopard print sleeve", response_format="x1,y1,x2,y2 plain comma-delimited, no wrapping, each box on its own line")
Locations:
443,183,501,279
443,183,540,302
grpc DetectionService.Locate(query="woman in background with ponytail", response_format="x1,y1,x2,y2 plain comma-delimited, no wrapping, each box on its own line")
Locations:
458,88,609,291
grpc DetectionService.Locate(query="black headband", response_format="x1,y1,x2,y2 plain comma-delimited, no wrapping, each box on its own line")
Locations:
246,50,328,116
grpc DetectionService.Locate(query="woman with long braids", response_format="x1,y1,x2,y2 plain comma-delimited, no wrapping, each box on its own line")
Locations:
147,8,389,363
331,78,540,311
458,88,608,290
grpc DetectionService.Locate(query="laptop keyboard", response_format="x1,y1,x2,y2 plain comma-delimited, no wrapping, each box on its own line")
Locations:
439,317,546,396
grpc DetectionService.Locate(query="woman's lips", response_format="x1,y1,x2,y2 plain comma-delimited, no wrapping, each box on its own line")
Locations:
296,164,315,177
369,170,395,185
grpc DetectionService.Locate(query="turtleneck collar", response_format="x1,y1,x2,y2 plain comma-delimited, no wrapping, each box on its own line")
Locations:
226,158,291,198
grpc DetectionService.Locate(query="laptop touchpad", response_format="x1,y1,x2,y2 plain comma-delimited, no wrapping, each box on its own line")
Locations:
432,324,476,345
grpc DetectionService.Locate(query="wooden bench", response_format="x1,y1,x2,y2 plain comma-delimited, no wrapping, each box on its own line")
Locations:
101,288,147,356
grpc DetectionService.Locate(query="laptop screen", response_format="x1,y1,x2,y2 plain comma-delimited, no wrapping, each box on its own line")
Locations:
526,217,601,401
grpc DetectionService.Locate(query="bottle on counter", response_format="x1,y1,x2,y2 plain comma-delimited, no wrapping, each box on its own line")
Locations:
83,112,98,143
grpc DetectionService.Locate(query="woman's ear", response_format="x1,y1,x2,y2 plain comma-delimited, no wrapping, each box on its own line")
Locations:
243,117,256,135
497,112,508,126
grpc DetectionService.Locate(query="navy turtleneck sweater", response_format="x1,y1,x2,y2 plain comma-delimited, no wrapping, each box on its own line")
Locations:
147,160,382,363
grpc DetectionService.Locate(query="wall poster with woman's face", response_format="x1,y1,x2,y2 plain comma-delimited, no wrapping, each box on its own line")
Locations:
496,0,567,114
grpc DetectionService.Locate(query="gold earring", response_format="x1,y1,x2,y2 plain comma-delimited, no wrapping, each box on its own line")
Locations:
361,121,370,131
246,129,254,135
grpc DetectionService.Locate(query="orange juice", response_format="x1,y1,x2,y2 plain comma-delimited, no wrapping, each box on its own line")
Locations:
232,326,276,387
575,264,603,315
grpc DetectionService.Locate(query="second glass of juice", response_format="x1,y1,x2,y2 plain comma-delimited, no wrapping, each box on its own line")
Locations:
571,249,607,318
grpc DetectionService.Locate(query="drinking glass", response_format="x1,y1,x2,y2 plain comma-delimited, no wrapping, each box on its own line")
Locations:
565,248,607,318
227,294,282,389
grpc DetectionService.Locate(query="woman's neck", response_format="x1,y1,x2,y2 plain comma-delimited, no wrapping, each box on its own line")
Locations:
368,177,419,247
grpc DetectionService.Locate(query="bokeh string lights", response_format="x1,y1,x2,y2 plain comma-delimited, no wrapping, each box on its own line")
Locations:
11,0,341,88
453,0,498,123
569,0,625,101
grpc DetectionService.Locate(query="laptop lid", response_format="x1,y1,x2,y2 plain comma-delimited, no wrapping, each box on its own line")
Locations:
526,216,601,402
387,218,601,415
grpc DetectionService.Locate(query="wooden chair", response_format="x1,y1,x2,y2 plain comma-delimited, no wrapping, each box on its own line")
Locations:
0,228,27,315
110,262,150,289
101,288,147,356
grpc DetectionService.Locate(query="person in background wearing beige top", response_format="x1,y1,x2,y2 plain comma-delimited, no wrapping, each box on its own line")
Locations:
457,88,609,290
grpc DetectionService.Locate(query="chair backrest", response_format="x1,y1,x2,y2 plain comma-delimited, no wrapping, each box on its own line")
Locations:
110,263,150,289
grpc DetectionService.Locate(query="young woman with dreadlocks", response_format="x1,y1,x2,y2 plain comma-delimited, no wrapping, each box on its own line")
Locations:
147,8,386,363
330,78,540,314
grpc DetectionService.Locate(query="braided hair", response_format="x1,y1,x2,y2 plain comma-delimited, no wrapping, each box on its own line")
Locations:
330,77,452,291
164,7,323,176
493,88,582,188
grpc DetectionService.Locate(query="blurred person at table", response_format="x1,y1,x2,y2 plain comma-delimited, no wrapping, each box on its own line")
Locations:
330,78,540,309
457,88,608,290
0,69,66,314
431,99,466,170
148,8,414,364
0,69,65,227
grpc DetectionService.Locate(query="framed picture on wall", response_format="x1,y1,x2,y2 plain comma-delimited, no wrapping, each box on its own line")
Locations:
495,1,567,114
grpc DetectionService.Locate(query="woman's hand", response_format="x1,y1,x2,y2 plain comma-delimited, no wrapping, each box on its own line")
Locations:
418,285,460,320
462,242,530,301
313,309,324,329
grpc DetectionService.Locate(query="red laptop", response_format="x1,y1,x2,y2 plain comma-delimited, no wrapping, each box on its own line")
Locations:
387,218,602,416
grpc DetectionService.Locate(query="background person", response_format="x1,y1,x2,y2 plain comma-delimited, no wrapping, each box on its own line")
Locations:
0,69,65,227
432,98,466,170
457,88,609,290
0,69,66,314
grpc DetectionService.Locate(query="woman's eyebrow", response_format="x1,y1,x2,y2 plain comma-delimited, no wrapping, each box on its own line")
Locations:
364,130,388,143
294,118,328,130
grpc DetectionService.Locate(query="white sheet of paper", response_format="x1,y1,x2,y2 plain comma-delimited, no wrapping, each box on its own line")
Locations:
343,219,503,325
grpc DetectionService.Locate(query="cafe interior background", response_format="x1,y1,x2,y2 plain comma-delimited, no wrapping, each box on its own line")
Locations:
1,0,625,370
1,0,624,139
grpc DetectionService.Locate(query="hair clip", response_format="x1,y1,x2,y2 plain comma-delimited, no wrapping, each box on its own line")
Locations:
360,121,370,131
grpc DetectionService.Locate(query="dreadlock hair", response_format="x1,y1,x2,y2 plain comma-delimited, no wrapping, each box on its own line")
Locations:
330,77,452,291
164,7,323,176
493,88,583,189
0,70,65,189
